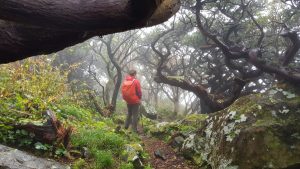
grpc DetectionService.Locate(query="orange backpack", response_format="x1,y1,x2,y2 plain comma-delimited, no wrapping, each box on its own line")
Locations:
121,79,136,103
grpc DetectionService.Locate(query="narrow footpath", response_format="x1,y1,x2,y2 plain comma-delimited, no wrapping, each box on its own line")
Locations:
140,135,196,169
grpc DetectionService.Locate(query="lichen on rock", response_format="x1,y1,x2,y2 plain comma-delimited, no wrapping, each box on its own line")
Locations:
146,114,208,141
180,84,300,169
145,84,300,169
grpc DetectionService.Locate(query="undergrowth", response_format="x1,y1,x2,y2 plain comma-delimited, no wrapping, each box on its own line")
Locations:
0,58,148,169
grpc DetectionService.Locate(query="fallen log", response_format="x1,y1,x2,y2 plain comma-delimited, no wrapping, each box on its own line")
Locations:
13,110,72,148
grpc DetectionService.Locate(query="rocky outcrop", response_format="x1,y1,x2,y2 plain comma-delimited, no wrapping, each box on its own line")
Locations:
123,144,144,169
140,101,158,120
145,114,208,141
150,84,300,169
0,144,68,169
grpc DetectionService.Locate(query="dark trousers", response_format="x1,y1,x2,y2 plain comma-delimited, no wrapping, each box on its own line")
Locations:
125,103,140,132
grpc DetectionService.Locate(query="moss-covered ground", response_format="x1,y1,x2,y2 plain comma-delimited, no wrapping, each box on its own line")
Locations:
0,59,150,169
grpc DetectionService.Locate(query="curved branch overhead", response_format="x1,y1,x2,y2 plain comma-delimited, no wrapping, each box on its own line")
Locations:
150,0,300,114
195,0,300,84
151,27,247,114
0,0,180,63
0,0,168,30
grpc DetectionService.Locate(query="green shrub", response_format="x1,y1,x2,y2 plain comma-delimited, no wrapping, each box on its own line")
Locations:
72,128,124,154
56,104,92,121
157,108,177,121
116,101,127,114
144,164,153,169
71,126,127,168
0,58,67,113
93,150,114,169
119,163,134,169
72,158,86,169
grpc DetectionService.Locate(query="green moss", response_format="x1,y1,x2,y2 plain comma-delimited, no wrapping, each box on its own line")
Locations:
230,96,264,116
253,119,280,127
119,163,134,169
123,143,143,162
258,130,299,168
287,96,300,107
265,131,281,150
187,84,300,169
179,125,196,132
166,76,185,82
56,104,92,121
147,122,179,140
181,114,208,127
72,158,86,169
112,114,127,125
191,154,205,166
147,114,208,141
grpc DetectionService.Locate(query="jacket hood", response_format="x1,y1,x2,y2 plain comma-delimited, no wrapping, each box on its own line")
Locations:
125,75,135,81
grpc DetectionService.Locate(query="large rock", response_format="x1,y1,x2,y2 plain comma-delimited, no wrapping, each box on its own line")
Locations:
0,144,68,169
122,144,144,169
180,84,300,169
147,121,178,140
146,114,208,141
140,101,158,120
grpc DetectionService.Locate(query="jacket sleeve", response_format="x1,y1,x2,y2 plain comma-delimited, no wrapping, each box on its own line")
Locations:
135,80,142,99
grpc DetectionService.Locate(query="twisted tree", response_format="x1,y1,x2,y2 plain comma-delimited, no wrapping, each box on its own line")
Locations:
152,29,246,113
195,0,300,84
151,0,300,114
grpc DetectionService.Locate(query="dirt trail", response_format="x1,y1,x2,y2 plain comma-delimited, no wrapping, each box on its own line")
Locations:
140,135,196,169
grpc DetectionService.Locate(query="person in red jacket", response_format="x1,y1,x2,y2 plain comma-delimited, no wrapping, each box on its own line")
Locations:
121,69,142,133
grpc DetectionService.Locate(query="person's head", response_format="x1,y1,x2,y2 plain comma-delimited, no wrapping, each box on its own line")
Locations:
128,69,137,77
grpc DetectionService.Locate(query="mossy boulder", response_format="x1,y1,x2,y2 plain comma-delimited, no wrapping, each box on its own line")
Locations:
122,143,144,169
123,143,143,162
181,84,300,169
146,122,179,140
180,114,208,129
140,101,158,120
146,114,208,142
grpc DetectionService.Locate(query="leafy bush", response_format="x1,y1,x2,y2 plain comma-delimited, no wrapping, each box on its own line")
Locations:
157,108,177,121
0,58,68,134
116,100,127,114
93,150,114,169
72,158,86,169
55,104,92,121
119,163,134,169
71,126,127,168
0,58,67,113
0,129,34,147
0,57,150,168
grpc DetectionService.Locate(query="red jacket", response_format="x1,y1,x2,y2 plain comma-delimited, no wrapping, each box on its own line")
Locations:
121,75,142,104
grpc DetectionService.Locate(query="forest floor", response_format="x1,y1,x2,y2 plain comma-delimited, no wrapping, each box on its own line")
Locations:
139,129,196,169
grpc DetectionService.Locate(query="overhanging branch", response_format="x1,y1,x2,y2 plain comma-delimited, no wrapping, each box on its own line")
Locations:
0,0,180,64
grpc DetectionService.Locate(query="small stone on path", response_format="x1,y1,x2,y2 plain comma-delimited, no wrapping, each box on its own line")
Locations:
154,149,167,161
141,135,196,169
